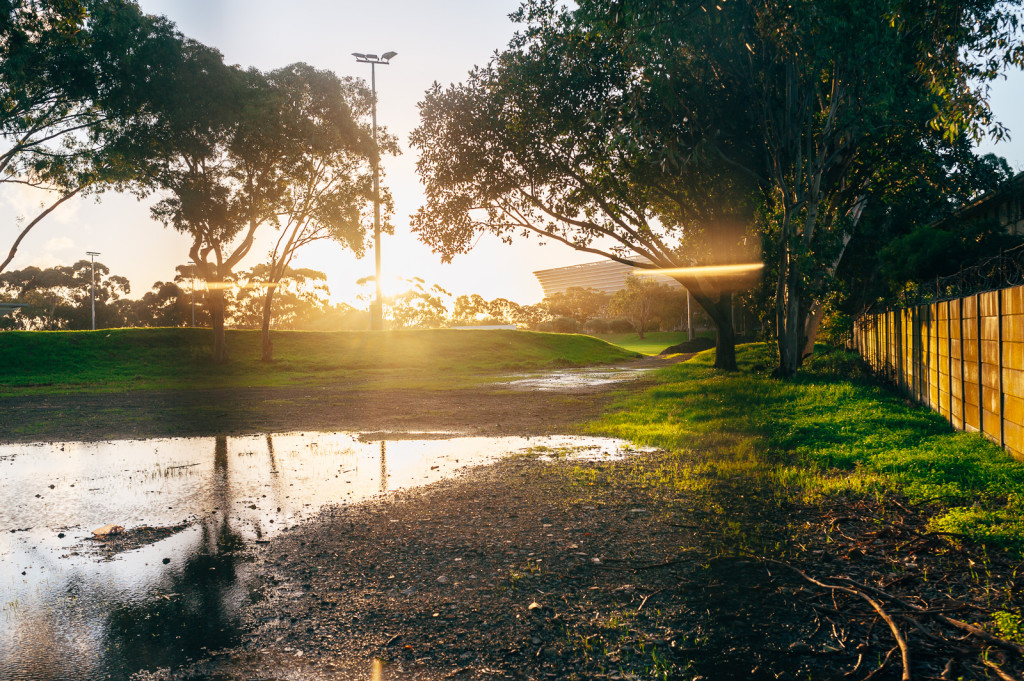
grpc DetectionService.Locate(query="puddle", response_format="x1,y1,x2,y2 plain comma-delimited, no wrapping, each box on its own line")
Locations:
0,431,644,681
501,366,654,391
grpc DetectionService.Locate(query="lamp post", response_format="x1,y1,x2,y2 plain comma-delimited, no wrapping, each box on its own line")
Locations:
86,251,100,330
188,260,196,327
353,50,396,331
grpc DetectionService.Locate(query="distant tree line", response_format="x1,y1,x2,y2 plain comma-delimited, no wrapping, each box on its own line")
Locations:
4,259,712,336
0,260,341,331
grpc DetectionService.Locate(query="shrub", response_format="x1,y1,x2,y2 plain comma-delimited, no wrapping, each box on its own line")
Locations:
551,316,580,333
607,318,633,333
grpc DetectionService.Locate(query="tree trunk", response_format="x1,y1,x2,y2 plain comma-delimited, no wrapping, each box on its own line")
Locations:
710,292,738,371
210,288,229,363
776,246,802,378
261,285,276,362
801,300,827,359
689,288,738,371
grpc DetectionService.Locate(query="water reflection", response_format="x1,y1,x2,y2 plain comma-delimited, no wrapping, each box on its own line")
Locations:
0,432,645,680
501,366,654,390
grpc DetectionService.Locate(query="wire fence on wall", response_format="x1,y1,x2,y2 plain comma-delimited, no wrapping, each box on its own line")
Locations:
853,285,1024,460
886,242,1024,310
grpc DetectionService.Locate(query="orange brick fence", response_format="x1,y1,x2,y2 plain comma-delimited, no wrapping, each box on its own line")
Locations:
853,286,1024,459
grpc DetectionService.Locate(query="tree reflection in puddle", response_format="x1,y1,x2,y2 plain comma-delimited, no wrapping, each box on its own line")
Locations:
0,431,644,680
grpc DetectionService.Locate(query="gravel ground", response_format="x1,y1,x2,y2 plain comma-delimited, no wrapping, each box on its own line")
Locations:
137,445,1024,681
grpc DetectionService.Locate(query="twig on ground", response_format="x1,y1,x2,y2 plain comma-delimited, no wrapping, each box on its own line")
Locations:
862,646,898,681
762,559,912,680
636,588,666,614
983,658,1021,681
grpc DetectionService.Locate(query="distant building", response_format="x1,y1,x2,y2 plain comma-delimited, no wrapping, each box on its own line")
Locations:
0,302,26,316
936,170,1024,235
532,259,682,298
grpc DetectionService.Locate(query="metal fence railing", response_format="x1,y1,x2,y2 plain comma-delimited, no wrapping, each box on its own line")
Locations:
889,242,1024,309
854,283,1024,461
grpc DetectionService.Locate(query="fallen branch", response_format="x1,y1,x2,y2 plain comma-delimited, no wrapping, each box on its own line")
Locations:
838,577,1024,658
762,559,912,681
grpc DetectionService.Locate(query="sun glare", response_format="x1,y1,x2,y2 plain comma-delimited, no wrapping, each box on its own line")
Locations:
634,263,765,278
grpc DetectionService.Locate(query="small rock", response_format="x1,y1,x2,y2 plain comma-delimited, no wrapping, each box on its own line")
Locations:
528,601,543,611
437,575,450,584
57,533,65,539
91,524,124,537
162,557,171,564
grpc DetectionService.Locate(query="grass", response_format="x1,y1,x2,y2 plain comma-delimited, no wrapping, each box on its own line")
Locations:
591,330,705,355
590,343,1024,553
0,327,637,396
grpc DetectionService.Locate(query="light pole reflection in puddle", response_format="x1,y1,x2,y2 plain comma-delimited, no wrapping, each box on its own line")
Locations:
265,433,278,475
379,440,387,493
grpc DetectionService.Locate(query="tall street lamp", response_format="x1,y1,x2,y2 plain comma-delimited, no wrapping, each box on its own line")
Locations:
86,251,100,330
188,260,196,327
353,50,396,331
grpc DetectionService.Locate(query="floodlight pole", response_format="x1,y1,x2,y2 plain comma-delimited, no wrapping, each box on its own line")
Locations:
189,260,196,327
353,50,396,331
86,251,100,330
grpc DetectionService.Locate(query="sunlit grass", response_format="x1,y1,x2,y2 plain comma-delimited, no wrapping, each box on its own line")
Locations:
590,343,1024,552
0,328,636,395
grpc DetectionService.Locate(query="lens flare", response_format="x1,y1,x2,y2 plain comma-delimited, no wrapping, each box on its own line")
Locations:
634,263,764,278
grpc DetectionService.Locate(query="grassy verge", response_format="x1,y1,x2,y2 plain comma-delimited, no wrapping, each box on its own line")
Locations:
591,343,1024,553
0,328,637,396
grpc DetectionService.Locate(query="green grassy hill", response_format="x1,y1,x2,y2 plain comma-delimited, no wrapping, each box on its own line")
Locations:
0,328,638,396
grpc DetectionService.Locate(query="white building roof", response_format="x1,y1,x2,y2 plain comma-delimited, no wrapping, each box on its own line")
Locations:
533,260,682,297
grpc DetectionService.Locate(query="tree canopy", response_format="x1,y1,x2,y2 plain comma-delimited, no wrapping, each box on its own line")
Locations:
412,0,1023,374
0,0,181,273
129,40,376,361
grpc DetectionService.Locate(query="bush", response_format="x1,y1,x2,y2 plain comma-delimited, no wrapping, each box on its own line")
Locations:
551,316,580,333
803,345,871,381
607,318,633,333
584,317,609,334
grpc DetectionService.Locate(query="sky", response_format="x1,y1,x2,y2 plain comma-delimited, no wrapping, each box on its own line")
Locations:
2,1,1023,307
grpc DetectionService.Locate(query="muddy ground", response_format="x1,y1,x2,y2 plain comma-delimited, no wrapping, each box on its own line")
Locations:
0,358,674,444
4,355,1022,680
